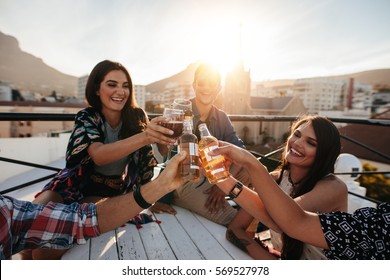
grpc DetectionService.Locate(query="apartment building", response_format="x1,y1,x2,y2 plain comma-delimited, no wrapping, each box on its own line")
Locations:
0,102,84,138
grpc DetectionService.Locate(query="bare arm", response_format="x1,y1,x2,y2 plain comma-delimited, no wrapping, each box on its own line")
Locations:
96,152,186,232
217,176,282,232
88,116,176,166
294,175,348,213
211,144,329,249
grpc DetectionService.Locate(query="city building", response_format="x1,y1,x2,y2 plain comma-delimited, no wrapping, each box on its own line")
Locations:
292,77,345,113
0,101,84,138
77,75,88,102
247,95,307,145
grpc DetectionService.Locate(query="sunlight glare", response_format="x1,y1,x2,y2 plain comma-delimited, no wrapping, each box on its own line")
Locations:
197,23,242,79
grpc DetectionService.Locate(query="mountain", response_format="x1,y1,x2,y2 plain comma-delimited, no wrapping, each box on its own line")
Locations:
0,31,77,96
147,62,390,93
2,30,389,96
146,62,200,93
256,69,390,89
331,69,390,89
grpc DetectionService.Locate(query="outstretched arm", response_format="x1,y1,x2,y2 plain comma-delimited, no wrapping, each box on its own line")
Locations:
96,152,186,232
211,143,329,249
89,116,175,166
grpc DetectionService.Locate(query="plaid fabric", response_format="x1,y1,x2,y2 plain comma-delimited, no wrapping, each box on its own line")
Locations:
0,195,100,260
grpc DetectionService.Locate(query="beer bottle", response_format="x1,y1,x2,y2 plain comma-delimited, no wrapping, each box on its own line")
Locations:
198,123,229,184
178,118,200,180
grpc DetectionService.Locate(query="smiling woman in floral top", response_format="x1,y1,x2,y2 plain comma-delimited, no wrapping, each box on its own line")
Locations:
21,60,176,259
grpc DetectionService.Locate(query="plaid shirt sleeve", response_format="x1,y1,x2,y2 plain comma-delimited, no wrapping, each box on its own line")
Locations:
0,195,100,260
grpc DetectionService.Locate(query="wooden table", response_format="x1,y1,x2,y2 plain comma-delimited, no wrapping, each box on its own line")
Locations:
62,206,253,260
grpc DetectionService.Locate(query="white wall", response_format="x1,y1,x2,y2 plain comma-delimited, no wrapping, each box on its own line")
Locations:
0,133,70,183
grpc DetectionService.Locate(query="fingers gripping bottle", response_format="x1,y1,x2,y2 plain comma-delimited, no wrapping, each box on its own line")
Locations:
198,123,229,184
178,119,200,180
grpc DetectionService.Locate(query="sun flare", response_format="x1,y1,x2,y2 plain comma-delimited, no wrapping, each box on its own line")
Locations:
196,23,244,79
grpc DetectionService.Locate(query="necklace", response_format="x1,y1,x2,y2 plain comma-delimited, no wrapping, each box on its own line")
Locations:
288,172,300,188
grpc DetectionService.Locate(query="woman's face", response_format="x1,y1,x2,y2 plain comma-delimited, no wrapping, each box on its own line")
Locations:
285,122,318,168
98,70,130,115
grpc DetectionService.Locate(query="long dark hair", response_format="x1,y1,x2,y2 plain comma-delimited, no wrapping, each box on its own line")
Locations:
276,115,341,259
85,60,147,139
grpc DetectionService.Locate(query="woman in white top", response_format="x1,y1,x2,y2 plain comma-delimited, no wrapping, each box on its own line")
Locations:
226,115,348,259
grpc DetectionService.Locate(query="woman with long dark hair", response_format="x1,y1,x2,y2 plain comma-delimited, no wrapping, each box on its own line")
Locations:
22,60,175,259
226,115,348,259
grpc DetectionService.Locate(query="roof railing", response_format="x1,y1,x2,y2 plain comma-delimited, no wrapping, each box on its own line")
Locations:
0,112,389,206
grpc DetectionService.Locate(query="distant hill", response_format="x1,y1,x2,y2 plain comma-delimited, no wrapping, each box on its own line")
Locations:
257,69,390,89
146,61,200,93
2,30,389,96
331,69,390,89
147,63,390,93
0,31,77,96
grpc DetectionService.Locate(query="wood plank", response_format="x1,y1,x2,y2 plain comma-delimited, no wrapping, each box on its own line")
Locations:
153,207,205,260
138,221,176,259
174,206,233,260
196,214,253,260
62,239,90,260
90,230,118,260
116,224,147,260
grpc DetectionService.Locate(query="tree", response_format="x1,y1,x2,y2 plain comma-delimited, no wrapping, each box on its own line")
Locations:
357,162,390,203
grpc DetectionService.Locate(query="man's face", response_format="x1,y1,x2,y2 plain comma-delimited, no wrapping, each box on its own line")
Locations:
193,71,221,106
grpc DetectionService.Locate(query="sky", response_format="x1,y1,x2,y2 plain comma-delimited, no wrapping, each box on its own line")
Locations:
1,0,390,85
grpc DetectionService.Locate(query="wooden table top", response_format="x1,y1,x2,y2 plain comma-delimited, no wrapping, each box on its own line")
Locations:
62,206,253,260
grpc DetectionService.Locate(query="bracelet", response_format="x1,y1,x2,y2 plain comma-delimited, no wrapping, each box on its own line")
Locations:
133,186,152,209
228,180,244,199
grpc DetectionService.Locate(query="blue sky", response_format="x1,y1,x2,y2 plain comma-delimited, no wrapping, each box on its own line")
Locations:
1,0,389,84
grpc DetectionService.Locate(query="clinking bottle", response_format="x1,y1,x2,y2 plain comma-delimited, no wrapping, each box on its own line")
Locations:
198,123,229,184
178,118,200,181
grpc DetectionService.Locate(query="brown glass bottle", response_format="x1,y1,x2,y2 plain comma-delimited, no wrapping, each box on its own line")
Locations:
198,123,229,184
178,119,200,181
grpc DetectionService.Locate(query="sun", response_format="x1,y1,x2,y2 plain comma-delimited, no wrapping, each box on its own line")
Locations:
196,24,244,80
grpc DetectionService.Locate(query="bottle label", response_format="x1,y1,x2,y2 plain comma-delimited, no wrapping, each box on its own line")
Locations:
210,167,226,175
189,143,199,156
178,143,198,155
203,144,223,161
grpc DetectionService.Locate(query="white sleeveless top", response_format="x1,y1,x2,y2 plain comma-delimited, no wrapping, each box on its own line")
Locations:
269,171,327,260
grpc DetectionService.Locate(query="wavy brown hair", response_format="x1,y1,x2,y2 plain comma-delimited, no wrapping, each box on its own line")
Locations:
276,115,341,259
85,60,147,139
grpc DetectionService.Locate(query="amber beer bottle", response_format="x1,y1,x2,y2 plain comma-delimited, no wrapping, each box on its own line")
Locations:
178,119,200,180
198,123,229,184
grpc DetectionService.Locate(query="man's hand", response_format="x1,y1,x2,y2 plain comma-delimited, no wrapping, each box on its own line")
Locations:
154,151,187,193
150,202,177,215
204,185,228,214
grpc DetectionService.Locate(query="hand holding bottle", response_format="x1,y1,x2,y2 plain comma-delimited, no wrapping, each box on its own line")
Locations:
198,123,229,184
178,118,200,181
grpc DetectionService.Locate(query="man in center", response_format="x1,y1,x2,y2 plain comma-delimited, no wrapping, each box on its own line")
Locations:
151,63,250,226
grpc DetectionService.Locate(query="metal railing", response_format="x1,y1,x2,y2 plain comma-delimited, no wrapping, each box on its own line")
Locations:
0,112,389,206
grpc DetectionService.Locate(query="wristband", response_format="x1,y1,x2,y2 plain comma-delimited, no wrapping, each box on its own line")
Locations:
228,180,244,199
133,187,152,209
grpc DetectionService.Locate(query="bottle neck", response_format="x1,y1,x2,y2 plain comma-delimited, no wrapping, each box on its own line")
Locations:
198,125,211,138
183,119,194,134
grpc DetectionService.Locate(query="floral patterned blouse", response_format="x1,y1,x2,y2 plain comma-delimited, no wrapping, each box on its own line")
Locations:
37,107,157,204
